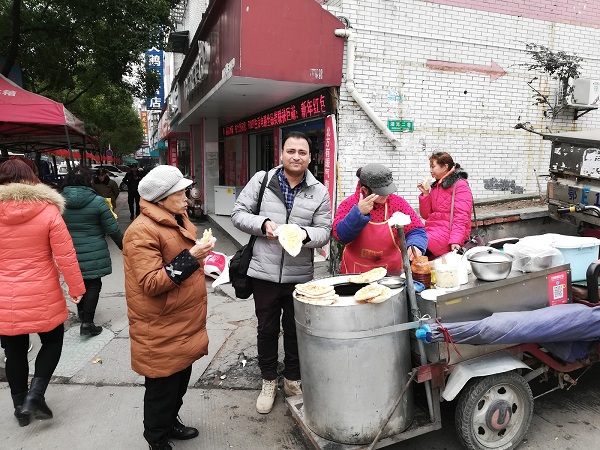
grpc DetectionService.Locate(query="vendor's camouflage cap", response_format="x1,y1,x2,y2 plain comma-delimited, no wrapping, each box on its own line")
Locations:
358,163,397,196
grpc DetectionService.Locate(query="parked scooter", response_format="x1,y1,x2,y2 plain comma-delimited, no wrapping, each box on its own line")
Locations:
186,182,204,220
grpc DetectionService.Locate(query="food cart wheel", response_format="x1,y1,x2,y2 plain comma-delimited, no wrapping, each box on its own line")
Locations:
455,371,534,450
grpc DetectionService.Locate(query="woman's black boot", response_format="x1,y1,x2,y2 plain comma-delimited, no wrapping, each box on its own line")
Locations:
80,322,103,336
148,440,172,450
20,377,53,420
11,392,30,427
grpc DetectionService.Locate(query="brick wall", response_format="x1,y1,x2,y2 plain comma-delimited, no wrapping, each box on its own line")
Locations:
322,0,600,209
424,0,600,29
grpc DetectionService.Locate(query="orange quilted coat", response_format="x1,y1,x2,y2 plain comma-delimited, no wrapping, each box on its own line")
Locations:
0,182,85,335
123,199,209,378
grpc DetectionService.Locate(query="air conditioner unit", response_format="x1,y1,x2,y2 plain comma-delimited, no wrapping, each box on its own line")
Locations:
572,78,600,106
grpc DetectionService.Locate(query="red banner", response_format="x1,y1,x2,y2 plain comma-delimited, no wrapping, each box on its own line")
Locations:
140,111,149,146
324,115,337,214
240,136,248,185
168,137,177,167
273,128,280,167
224,138,237,185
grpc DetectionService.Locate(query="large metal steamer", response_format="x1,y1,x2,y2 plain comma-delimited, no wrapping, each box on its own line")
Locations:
293,277,413,444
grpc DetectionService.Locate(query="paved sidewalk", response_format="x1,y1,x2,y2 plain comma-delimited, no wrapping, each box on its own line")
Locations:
0,192,325,449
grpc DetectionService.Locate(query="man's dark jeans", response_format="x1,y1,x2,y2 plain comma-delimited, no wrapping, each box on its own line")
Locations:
251,277,300,381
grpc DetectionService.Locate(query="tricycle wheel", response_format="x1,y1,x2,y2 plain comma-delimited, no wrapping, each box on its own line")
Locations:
455,371,533,450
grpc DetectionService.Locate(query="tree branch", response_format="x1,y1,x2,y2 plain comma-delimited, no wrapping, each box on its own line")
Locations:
1,0,22,78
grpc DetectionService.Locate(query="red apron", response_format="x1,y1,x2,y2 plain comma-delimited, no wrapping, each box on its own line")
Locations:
340,203,403,274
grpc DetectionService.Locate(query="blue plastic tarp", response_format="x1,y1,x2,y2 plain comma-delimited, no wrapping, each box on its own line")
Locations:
430,303,600,361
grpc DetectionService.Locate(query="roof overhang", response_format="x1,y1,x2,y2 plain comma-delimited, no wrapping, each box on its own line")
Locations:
177,73,330,129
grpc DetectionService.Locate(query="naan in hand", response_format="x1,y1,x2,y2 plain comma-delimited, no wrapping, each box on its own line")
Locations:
276,224,303,257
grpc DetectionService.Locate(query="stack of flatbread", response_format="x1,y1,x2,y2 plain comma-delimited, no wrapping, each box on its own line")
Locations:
275,224,303,257
354,284,393,304
295,283,339,305
348,267,387,284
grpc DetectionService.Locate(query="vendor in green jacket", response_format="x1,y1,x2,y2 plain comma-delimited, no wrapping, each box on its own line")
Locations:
61,166,123,336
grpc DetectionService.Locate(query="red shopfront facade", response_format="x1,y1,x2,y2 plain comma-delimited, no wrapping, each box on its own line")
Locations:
173,0,344,215
221,88,338,205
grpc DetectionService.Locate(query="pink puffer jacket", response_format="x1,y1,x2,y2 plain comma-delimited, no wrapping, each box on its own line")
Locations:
419,171,473,258
0,183,85,335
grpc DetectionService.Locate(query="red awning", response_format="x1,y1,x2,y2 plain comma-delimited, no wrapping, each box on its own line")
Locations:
0,74,96,152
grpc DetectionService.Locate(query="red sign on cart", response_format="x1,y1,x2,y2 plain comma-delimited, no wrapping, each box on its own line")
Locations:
547,270,568,305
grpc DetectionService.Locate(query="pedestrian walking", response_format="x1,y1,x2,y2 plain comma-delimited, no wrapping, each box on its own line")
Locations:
123,165,214,450
417,152,473,257
123,166,143,219
333,163,427,273
231,131,332,414
61,166,123,336
91,167,119,211
0,159,84,426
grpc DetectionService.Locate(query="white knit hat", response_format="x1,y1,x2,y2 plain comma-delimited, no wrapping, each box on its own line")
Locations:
138,165,193,202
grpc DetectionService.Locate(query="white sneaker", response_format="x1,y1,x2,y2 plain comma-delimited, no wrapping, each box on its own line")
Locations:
256,379,278,414
283,378,302,396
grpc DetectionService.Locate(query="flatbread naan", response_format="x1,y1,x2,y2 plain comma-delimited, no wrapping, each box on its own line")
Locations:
296,294,339,305
366,285,392,304
354,284,385,302
349,267,387,284
295,283,334,297
276,224,303,257
199,228,213,243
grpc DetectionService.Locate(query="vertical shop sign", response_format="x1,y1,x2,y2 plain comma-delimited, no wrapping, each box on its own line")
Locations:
168,137,178,167
324,115,337,214
140,111,149,146
273,128,281,167
145,48,164,110
224,138,237,185
240,137,248,185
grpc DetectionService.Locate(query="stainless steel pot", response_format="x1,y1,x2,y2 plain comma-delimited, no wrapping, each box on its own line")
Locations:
467,249,514,281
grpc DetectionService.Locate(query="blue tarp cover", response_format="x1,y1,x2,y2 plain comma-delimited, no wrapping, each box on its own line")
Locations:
431,303,600,362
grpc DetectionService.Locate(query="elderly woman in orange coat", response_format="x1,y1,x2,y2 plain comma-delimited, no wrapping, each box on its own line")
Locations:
123,165,214,450
0,159,84,427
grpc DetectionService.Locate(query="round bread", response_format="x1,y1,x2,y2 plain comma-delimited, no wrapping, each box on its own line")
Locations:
354,284,385,302
277,224,303,257
366,285,392,303
296,294,338,305
294,283,334,297
349,267,387,284
199,228,213,243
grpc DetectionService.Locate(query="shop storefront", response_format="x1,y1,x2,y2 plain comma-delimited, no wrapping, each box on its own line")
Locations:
221,88,335,186
172,0,344,215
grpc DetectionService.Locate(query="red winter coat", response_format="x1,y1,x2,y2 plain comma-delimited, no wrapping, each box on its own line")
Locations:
0,182,85,336
419,170,473,258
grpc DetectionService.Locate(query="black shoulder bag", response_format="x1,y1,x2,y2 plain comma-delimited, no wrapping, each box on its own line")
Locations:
229,172,269,299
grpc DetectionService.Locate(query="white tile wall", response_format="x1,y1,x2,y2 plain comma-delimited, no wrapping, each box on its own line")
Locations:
322,0,600,207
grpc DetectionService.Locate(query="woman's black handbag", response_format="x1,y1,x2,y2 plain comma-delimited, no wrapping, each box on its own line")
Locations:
229,172,269,299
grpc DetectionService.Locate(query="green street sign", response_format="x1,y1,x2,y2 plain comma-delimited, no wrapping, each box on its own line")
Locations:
387,120,413,133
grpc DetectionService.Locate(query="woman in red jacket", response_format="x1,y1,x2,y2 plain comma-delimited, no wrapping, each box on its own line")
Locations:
0,159,85,427
417,152,473,258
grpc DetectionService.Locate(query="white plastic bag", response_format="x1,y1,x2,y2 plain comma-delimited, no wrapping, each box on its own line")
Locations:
503,241,564,273
204,251,227,279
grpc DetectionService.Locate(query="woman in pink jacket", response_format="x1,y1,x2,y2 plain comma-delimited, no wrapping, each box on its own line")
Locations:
0,159,85,427
417,152,473,258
